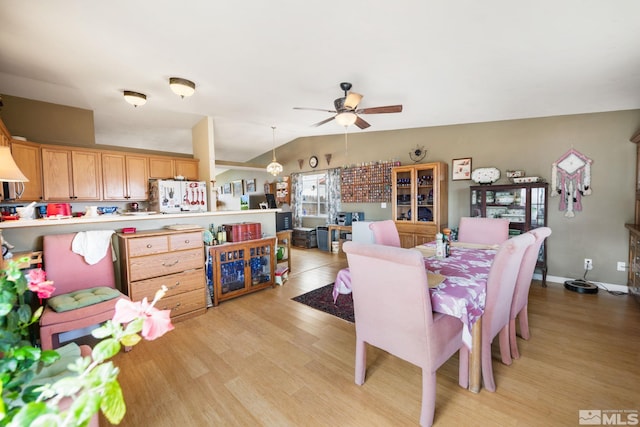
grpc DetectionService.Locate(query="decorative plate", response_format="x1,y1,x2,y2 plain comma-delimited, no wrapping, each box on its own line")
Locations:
471,167,501,184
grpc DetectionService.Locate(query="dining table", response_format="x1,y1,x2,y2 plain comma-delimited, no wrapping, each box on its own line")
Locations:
418,241,497,393
333,241,497,393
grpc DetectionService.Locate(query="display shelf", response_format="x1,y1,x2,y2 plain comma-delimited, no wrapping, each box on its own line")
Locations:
470,182,549,285
340,160,399,203
392,162,448,247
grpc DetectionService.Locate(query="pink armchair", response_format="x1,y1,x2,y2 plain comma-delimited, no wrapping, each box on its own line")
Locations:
39,233,129,350
509,227,552,359
458,232,535,392
369,220,401,247
343,241,464,426
457,217,509,245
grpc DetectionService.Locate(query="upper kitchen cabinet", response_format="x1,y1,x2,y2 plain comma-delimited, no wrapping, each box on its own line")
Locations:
10,140,43,201
174,159,199,180
41,147,102,201
149,156,199,180
392,162,449,248
102,152,148,201
0,119,11,147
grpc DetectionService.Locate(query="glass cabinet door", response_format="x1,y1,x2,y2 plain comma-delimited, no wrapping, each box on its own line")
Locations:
414,165,435,223
219,248,246,295
530,186,546,228
249,243,272,287
394,167,413,221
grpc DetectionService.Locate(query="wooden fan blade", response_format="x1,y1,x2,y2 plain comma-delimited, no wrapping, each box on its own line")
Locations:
294,107,337,113
356,104,403,114
355,116,370,129
311,116,336,127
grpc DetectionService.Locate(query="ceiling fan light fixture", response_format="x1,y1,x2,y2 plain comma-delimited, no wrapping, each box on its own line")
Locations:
169,77,196,98
123,91,147,107
266,126,283,176
344,92,362,110
335,112,357,127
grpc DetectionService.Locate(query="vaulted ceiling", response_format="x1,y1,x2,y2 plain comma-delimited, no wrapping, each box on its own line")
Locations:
1,1,639,165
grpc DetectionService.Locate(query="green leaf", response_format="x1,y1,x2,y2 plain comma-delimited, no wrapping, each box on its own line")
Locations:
40,350,61,364
120,333,141,347
0,302,11,316
7,402,51,427
68,390,101,426
92,338,121,362
101,380,126,424
123,317,143,336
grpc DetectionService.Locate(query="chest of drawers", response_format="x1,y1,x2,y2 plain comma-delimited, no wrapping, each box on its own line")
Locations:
117,229,206,321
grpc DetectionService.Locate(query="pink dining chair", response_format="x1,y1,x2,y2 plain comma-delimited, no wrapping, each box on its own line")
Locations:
369,220,401,247
457,217,510,245
458,232,535,392
39,233,129,350
343,241,464,427
508,227,552,360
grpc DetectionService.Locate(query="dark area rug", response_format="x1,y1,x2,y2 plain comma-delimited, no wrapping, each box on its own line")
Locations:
292,283,354,323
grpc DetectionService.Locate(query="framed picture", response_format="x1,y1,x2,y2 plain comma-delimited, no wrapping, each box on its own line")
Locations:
245,178,256,193
452,158,472,181
232,179,244,196
223,183,231,194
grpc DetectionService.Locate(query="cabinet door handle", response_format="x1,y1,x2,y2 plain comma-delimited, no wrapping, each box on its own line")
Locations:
162,259,179,267
167,281,181,290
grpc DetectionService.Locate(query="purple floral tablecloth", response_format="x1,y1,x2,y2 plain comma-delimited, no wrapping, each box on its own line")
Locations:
422,243,496,348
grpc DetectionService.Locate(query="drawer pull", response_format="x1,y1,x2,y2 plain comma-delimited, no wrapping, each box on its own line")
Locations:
162,259,180,267
146,244,152,248
184,239,190,244
167,281,181,290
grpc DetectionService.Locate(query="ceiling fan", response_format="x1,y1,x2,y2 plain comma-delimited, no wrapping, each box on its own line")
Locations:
294,82,403,129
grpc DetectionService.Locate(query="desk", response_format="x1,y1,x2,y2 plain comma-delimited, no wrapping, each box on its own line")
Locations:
327,224,351,255
422,243,496,393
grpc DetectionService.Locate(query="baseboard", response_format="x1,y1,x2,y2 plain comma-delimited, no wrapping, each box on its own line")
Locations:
533,273,629,294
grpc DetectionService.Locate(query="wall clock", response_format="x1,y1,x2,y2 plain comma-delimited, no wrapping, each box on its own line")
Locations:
309,156,318,168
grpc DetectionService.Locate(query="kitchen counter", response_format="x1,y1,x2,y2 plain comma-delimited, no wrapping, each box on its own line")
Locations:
0,209,279,229
0,209,280,253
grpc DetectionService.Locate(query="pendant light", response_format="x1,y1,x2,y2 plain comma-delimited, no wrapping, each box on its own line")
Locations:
123,91,147,107
266,126,283,176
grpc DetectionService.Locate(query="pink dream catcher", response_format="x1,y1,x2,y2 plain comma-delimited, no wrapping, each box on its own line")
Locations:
550,148,593,218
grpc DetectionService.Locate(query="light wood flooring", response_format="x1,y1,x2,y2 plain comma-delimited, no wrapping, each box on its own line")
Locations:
106,247,640,426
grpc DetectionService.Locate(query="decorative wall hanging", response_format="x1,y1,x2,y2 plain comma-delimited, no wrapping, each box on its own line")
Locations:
452,158,472,181
409,145,427,163
551,148,593,218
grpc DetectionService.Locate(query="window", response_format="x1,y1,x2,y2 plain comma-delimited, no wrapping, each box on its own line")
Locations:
301,172,327,217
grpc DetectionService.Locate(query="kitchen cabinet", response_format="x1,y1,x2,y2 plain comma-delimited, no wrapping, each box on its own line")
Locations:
470,182,549,285
0,118,10,147
10,140,43,201
392,162,448,248
117,229,207,321
102,152,148,200
209,237,276,306
174,158,199,180
41,147,102,201
149,156,199,180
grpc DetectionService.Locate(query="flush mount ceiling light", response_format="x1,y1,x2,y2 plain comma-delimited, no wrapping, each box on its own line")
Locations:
335,111,357,127
123,91,147,107
266,126,283,176
169,77,196,98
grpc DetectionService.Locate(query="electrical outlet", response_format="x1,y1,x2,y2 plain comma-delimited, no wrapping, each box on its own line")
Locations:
617,261,627,272
584,258,593,270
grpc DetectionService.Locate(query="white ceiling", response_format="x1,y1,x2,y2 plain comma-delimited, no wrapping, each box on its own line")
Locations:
1,1,640,164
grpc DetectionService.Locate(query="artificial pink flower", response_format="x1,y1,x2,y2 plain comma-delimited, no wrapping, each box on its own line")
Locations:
27,280,55,299
113,297,174,340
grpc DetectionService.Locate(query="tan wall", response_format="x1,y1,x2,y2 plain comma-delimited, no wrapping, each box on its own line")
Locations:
223,110,640,285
